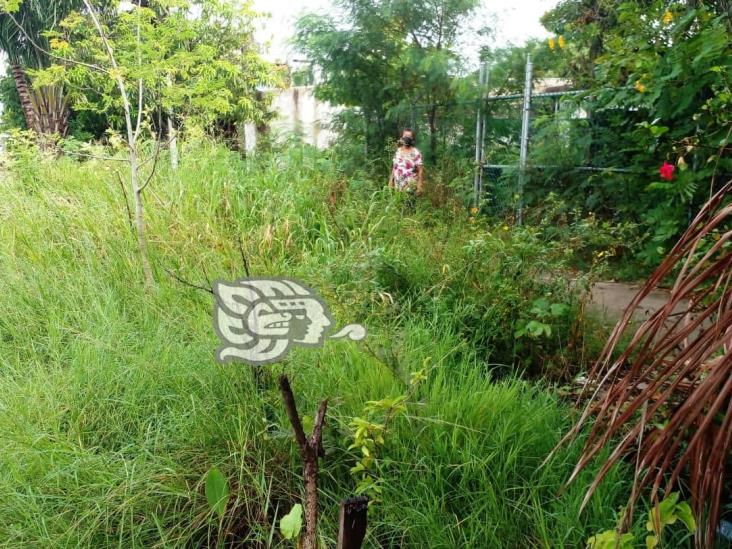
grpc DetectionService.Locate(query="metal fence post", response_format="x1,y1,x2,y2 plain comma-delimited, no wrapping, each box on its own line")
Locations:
473,63,487,207
363,110,368,159
517,54,533,226
479,67,489,202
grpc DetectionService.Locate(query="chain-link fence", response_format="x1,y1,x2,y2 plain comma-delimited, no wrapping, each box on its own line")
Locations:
394,55,642,221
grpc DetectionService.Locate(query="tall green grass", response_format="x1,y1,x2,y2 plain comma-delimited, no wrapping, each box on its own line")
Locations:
0,140,629,547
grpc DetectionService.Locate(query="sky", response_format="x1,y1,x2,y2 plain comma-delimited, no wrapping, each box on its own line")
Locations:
251,0,561,66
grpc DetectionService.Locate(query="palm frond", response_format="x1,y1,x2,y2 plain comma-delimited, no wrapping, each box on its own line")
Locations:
0,0,83,68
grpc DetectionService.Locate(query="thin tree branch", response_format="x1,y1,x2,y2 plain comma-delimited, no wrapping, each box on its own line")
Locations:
115,170,135,235
82,0,135,147
410,31,422,48
134,78,144,142
84,0,153,287
139,137,162,193
311,399,328,458
133,0,144,142
278,374,310,452
137,133,178,167
237,233,252,277
162,267,214,294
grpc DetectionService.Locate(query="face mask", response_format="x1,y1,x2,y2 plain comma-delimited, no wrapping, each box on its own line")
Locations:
401,136,414,147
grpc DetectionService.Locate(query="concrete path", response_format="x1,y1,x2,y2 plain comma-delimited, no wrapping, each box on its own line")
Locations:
590,281,679,323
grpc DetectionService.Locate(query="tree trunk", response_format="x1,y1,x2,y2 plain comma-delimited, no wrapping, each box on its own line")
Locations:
11,65,70,140
84,0,154,288
11,64,39,133
278,375,327,549
165,74,178,170
167,114,178,170
35,86,70,138
130,147,154,287
303,455,320,549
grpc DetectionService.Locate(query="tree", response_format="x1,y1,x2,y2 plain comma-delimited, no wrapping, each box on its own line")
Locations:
39,0,277,139
538,0,731,265
390,0,478,160
295,0,479,161
21,0,277,286
295,5,404,154
0,0,81,139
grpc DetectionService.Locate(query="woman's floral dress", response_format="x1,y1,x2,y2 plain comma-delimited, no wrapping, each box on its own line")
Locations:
392,147,423,191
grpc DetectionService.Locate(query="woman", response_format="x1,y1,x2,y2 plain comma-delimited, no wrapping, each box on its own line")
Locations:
388,128,424,195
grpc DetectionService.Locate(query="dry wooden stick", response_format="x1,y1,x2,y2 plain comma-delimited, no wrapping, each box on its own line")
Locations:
278,374,328,549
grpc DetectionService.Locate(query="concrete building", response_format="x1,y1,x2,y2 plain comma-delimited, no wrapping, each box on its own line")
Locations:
243,85,340,151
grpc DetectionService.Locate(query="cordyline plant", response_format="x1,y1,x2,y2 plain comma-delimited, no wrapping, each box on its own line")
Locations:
556,178,732,547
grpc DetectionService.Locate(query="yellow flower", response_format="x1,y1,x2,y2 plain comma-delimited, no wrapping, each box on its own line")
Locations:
635,81,647,93
558,35,566,49
663,10,674,25
548,37,556,51
470,207,478,214
502,225,509,231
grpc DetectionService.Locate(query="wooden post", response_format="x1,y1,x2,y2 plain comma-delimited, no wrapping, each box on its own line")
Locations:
337,496,368,549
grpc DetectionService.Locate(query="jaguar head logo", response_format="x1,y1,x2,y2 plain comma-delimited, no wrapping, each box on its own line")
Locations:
213,277,365,365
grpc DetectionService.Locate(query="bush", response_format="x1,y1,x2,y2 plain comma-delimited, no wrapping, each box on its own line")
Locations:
540,2,732,268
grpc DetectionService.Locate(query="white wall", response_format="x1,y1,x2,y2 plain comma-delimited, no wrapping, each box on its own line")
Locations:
244,85,340,151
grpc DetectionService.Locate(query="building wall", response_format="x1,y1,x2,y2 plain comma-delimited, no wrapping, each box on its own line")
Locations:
244,86,340,151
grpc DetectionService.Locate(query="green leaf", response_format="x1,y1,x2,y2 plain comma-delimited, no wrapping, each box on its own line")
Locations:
280,503,303,540
526,320,551,338
0,0,22,13
658,492,679,520
587,529,635,549
302,415,314,436
550,303,570,317
647,492,680,534
675,502,696,532
204,467,229,519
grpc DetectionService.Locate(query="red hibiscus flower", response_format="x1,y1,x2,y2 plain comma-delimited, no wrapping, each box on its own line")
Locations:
659,162,675,181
